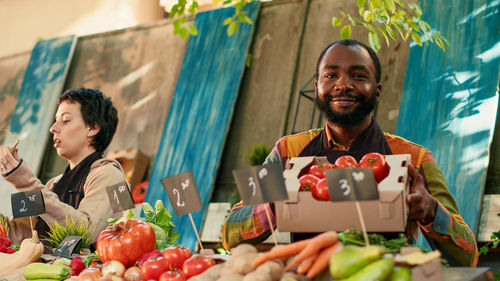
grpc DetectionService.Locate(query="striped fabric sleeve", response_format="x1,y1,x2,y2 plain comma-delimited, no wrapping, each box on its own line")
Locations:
221,143,283,250
418,152,478,266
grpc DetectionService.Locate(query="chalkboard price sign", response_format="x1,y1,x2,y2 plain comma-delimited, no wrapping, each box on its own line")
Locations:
326,168,379,202
11,190,45,218
161,170,203,216
106,181,134,212
232,162,288,206
53,236,82,258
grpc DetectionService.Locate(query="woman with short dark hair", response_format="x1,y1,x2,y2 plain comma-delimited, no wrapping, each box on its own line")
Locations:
0,88,126,245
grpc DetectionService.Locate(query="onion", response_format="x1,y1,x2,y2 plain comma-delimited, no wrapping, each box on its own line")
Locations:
102,261,126,277
79,268,102,281
123,266,143,281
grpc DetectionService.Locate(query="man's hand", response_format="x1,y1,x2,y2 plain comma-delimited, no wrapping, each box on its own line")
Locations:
406,165,438,224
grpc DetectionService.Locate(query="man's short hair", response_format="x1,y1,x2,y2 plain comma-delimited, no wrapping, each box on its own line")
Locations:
58,88,118,153
316,39,381,83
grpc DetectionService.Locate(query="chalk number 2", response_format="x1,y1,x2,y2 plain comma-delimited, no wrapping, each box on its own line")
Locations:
173,179,189,207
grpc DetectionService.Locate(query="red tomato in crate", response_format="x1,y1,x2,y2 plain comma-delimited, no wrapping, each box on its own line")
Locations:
308,164,326,179
335,155,358,168
182,254,216,278
162,247,193,270
298,174,320,191
96,219,156,267
359,152,390,183
310,178,330,201
142,256,171,280
159,270,187,281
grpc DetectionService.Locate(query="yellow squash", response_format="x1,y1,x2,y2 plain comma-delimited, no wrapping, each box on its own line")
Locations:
0,230,44,274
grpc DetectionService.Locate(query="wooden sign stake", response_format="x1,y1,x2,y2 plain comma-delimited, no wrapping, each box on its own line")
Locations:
264,204,278,247
188,213,204,253
355,201,370,246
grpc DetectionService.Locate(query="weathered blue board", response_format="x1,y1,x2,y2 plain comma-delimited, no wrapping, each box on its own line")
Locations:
395,0,500,236
0,35,77,216
144,3,260,250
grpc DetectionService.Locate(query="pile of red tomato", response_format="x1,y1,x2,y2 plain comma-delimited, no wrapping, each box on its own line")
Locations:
298,152,390,201
138,247,215,281
69,219,216,281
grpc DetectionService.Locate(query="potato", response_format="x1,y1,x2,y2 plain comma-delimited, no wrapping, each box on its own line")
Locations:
230,243,258,258
231,252,259,275
256,260,284,281
242,271,272,281
279,272,308,281
216,273,244,281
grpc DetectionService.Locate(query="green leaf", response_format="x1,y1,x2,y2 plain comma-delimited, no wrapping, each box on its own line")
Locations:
340,25,351,39
479,246,489,256
332,16,342,27
180,27,189,39
243,15,254,25
392,23,404,38
167,232,181,244
372,0,382,9
368,30,381,51
357,0,367,9
142,202,155,221
410,31,422,46
246,53,252,68
378,27,390,46
227,21,239,36
383,0,396,13
188,24,198,35
223,17,232,26
386,25,396,39
376,16,387,23
363,10,373,22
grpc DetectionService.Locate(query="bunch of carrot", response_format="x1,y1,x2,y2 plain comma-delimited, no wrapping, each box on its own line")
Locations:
252,231,343,279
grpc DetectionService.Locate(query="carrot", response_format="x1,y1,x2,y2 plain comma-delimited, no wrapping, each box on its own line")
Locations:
252,239,310,267
296,251,318,274
285,231,338,271
306,242,343,279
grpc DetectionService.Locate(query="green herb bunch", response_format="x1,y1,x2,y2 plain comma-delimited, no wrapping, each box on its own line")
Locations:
42,217,96,252
339,228,414,253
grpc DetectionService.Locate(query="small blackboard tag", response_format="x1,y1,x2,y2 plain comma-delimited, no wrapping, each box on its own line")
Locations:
161,170,203,216
11,190,45,218
232,162,288,206
53,236,82,258
106,182,134,212
326,168,379,201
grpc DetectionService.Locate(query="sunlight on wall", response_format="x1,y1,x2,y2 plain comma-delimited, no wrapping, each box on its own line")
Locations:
0,0,163,58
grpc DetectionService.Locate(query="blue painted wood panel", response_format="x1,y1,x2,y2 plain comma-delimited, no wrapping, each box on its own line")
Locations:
0,35,77,216
144,3,260,250
395,0,499,234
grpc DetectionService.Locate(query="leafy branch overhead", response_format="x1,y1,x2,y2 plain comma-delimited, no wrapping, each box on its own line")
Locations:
165,0,448,52
332,0,449,51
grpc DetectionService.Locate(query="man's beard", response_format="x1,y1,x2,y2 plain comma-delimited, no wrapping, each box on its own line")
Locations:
315,90,377,126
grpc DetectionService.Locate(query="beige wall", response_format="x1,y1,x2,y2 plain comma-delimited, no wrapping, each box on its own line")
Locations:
0,0,164,58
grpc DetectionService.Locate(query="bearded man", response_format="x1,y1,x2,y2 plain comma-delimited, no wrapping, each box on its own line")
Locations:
221,39,477,266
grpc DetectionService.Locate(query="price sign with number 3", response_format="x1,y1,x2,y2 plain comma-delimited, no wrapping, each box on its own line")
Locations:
161,170,203,216
232,163,288,206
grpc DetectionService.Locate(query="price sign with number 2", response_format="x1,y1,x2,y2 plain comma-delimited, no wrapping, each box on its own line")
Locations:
161,170,203,217
11,190,45,218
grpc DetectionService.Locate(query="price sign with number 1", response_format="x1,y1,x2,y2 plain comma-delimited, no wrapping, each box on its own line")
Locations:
106,181,135,212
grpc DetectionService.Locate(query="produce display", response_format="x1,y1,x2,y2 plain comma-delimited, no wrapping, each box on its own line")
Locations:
298,152,390,201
